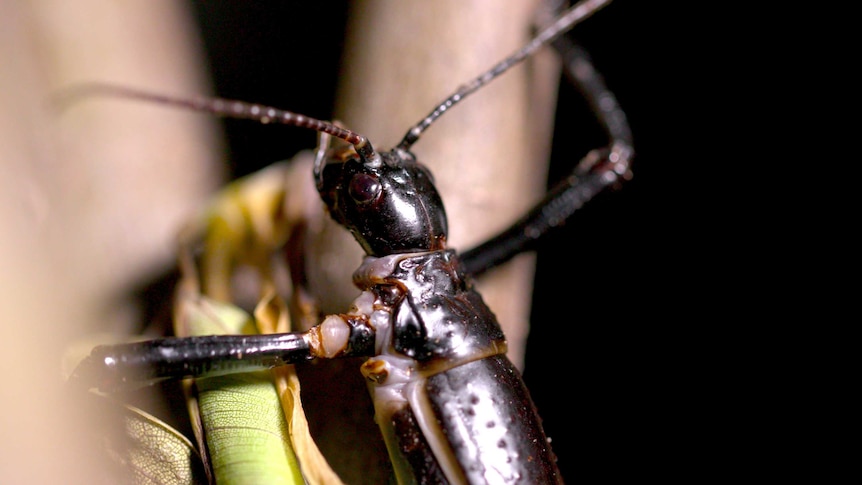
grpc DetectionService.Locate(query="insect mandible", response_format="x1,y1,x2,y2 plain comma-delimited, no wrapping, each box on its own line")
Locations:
68,0,633,483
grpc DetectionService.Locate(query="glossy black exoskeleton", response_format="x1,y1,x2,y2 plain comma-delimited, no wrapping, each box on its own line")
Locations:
316,147,447,256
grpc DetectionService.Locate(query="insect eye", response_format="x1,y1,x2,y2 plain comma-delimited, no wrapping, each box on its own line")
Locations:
348,173,382,204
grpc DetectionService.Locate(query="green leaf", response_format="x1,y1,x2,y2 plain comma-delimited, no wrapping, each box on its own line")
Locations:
175,292,305,484
171,158,344,484
119,405,206,485
195,372,304,485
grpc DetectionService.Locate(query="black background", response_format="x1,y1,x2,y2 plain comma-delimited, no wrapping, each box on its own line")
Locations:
185,1,693,481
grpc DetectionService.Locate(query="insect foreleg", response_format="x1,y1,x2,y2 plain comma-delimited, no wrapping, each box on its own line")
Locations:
461,24,634,277
69,311,377,394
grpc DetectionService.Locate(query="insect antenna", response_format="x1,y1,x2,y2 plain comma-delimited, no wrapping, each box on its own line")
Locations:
397,0,613,151
54,83,381,170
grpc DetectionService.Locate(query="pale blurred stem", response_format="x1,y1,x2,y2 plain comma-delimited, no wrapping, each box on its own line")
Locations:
313,0,560,369
1,1,219,484
299,2,561,483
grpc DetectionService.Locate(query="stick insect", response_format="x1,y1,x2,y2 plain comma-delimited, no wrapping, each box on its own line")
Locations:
65,0,633,482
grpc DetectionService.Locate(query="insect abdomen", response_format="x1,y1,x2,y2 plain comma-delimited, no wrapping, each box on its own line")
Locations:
377,355,561,484
422,355,562,484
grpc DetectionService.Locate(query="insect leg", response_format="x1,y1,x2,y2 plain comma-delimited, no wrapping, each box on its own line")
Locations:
461,31,634,277
70,315,376,394
553,34,633,148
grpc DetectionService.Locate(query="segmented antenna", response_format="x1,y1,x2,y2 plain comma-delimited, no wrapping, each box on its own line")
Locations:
54,83,380,166
397,0,613,151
